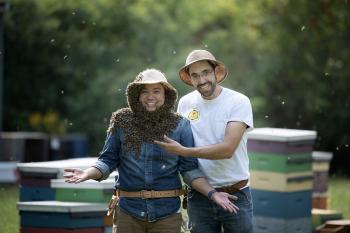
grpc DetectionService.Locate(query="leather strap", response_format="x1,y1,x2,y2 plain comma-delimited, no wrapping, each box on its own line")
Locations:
216,179,249,193
116,189,185,199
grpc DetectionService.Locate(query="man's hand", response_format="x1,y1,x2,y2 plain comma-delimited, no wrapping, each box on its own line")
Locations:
63,168,90,183
211,192,239,213
154,135,188,156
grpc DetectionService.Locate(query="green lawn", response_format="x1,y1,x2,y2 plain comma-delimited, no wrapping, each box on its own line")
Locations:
0,185,19,233
328,176,350,219
1,176,349,233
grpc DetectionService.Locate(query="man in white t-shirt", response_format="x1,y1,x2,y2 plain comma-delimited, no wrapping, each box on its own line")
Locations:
155,50,254,233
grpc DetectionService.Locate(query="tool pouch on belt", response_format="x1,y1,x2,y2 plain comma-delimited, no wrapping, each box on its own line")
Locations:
107,194,119,216
182,186,189,209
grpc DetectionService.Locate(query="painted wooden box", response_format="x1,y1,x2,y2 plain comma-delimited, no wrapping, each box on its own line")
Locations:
247,128,317,155
252,189,312,219
51,179,114,203
254,216,311,233
250,170,313,192
17,201,107,229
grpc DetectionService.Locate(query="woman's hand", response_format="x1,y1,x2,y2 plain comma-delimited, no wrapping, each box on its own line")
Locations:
63,168,90,183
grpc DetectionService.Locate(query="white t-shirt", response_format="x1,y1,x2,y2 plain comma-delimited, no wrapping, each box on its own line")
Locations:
178,87,253,187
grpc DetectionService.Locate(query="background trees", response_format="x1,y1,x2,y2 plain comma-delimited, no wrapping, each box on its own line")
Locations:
3,0,350,173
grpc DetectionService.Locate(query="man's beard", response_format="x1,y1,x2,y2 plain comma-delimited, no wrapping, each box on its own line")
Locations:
197,81,216,98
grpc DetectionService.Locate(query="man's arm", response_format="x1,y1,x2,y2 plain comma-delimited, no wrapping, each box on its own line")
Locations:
155,121,246,160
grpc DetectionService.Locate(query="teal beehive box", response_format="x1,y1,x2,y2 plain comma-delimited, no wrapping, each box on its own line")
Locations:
249,152,312,173
51,179,115,203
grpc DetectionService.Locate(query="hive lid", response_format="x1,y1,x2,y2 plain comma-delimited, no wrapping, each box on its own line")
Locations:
17,158,97,176
247,128,317,142
17,201,107,213
312,151,333,161
51,178,115,189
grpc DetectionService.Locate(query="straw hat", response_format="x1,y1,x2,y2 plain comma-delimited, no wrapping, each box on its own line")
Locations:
133,69,176,92
179,50,228,86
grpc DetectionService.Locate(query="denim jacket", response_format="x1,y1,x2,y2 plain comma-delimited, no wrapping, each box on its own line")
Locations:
93,118,204,222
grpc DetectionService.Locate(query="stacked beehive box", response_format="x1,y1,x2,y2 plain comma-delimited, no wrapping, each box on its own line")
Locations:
51,179,114,203
17,158,97,201
1,132,49,162
312,208,343,230
247,128,317,233
0,161,19,183
17,201,107,233
51,179,115,232
1,132,48,184
312,151,333,209
17,158,117,233
315,219,350,233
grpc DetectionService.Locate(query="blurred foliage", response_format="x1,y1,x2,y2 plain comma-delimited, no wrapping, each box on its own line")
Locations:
3,0,350,172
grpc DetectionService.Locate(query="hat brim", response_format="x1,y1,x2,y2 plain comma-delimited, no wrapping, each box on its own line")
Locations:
132,80,177,93
179,59,228,86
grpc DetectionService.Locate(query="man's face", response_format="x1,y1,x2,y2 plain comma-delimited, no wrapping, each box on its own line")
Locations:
188,60,217,99
139,83,165,112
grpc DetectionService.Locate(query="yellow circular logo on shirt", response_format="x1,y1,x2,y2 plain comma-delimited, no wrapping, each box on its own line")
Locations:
187,109,200,121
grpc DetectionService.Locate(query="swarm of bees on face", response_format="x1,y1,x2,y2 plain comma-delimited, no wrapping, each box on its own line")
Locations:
107,83,181,155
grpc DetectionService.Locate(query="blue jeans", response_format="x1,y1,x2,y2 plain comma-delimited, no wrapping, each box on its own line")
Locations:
187,187,254,233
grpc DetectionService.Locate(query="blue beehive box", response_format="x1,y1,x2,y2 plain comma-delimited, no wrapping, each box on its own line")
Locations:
17,201,107,229
50,134,88,160
0,161,19,183
252,189,312,219
20,186,55,201
254,216,311,233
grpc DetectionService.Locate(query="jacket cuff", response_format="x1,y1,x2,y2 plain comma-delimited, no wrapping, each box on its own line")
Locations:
92,161,111,181
182,168,205,185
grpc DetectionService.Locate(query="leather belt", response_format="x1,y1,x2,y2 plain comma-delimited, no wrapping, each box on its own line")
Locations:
116,189,185,199
215,179,249,193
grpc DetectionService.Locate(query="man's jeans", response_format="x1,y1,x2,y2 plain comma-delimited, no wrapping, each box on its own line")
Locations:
187,187,254,233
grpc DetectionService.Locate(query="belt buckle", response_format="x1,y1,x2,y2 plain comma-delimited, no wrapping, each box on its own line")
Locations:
140,190,151,199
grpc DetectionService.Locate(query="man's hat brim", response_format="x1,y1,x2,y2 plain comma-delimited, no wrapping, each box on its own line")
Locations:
178,50,228,86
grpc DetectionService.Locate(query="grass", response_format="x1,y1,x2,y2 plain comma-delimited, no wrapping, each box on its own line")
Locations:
0,185,19,233
328,176,350,219
0,176,349,233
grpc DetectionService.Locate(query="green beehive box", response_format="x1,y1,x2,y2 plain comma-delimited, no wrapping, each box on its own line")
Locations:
250,152,312,173
51,179,114,203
